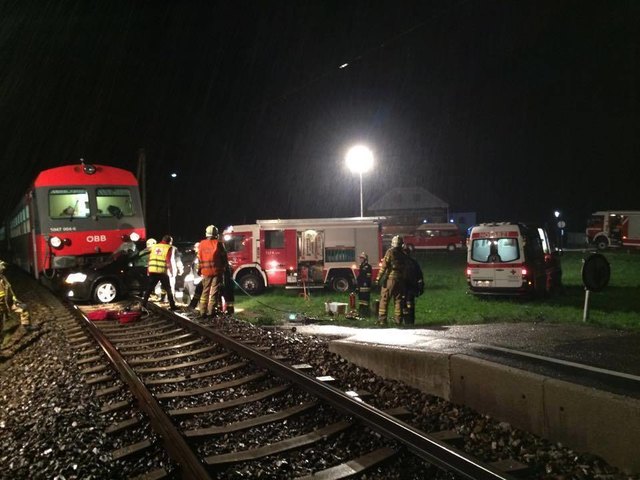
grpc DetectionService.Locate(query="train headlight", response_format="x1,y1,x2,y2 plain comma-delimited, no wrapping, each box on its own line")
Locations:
65,273,87,284
129,232,140,242
50,236,63,248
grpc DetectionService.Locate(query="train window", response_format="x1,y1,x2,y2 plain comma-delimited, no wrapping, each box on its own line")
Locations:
49,189,90,219
96,188,134,218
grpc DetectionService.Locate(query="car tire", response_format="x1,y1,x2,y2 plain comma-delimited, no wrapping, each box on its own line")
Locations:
238,273,264,295
93,280,118,303
331,275,352,293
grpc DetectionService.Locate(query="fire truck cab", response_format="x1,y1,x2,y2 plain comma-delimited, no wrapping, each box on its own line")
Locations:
223,217,382,294
466,222,562,296
586,211,640,250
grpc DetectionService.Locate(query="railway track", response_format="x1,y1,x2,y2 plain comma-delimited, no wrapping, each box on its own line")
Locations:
63,301,525,479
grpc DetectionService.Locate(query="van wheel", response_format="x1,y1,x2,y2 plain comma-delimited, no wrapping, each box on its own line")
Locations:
238,273,264,295
595,236,608,250
447,244,456,252
93,280,118,303
331,275,352,293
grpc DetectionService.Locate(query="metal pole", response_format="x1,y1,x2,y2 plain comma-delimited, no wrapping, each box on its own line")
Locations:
359,171,364,217
582,288,590,322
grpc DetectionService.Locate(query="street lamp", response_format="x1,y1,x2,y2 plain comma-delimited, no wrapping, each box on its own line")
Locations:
553,210,564,249
168,173,177,231
346,145,374,217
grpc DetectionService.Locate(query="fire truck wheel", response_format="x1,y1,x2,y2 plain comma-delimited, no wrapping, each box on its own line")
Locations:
331,275,352,293
93,280,118,303
595,236,609,250
239,273,264,294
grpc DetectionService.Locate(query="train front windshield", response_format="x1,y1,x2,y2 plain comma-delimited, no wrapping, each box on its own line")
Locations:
48,187,135,220
49,189,91,219
96,188,134,218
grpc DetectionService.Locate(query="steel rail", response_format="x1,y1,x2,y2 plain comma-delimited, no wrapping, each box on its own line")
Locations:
154,305,515,480
69,304,212,480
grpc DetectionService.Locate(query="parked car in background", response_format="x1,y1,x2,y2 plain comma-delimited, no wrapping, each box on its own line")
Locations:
382,223,465,252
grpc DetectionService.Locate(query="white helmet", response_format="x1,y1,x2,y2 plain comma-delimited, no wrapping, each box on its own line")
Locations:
146,238,157,248
391,235,404,248
205,225,219,238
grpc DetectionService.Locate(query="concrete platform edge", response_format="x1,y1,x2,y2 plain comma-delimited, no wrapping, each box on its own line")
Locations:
328,339,640,474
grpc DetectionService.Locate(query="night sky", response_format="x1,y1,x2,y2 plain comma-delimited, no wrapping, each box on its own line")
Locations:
1,0,638,239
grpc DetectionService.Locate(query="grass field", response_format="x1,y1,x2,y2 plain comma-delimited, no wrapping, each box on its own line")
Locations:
234,249,640,330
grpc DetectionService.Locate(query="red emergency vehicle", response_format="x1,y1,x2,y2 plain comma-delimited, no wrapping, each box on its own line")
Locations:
466,222,562,296
586,211,640,250
222,217,382,294
1,161,145,278
402,223,465,251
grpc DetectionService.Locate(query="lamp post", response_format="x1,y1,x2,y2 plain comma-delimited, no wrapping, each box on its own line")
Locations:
554,210,563,249
168,172,177,232
346,145,374,217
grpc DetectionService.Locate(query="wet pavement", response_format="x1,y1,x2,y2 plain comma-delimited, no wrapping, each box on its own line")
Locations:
285,322,640,378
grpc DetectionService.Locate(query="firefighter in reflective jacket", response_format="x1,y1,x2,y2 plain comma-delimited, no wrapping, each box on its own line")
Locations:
197,225,229,317
142,235,178,310
356,252,372,317
0,261,32,332
376,235,408,325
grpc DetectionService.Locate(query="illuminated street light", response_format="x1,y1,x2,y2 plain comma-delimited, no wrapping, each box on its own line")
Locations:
168,172,178,231
346,145,374,217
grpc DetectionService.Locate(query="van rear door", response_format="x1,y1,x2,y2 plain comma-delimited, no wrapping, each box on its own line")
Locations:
468,230,523,290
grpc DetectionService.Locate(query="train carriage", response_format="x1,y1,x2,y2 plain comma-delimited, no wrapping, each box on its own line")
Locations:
3,161,145,278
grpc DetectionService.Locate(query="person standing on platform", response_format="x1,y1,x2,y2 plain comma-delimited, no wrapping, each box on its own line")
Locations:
197,225,228,317
142,235,178,311
376,235,408,325
402,245,424,325
356,252,372,317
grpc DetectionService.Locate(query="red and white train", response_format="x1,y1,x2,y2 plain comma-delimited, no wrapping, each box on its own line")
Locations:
0,161,145,278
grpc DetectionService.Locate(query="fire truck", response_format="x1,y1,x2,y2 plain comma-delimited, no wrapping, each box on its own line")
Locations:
222,217,382,294
586,211,640,250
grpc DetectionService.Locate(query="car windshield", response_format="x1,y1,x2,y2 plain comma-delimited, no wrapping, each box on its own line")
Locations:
471,238,520,263
105,241,141,264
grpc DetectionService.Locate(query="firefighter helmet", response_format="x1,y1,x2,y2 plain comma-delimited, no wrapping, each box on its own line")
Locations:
146,238,157,248
205,225,219,238
391,235,404,248
359,252,368,261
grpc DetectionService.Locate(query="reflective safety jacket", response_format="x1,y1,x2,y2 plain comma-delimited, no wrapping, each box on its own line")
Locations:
148,243,171,274
376,247,408,284
198,239,226,276
0,275,18,310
